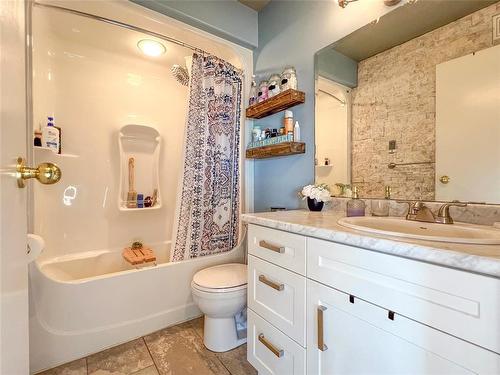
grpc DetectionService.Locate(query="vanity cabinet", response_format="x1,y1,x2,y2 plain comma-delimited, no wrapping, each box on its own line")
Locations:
246,224,500,375
307,279,498,375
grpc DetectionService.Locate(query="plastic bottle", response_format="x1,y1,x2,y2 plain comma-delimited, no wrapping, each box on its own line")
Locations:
293,121,301,142
42,116,61,154
34,123,42,147
249,75,257,106
284,110,294,136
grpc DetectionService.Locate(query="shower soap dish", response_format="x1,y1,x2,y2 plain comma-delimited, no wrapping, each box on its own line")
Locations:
118,124,161,211
123,241,156,266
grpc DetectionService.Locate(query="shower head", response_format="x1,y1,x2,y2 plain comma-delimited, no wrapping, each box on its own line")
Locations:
171,64,190,86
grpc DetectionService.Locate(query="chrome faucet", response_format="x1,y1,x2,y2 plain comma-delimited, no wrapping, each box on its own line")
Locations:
398,201,467,224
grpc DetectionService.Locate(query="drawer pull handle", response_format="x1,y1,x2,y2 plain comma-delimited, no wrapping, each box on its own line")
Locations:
258,333,284,358
259,275,284,291
259,240,285,254
317,305,328,351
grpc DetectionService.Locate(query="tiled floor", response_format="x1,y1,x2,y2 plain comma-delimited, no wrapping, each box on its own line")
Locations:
39,317,257,375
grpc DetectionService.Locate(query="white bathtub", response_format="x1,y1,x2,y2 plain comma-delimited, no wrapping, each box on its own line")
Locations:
29,241,244,373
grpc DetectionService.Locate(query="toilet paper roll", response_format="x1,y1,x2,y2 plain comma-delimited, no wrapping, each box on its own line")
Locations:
27,234,45,263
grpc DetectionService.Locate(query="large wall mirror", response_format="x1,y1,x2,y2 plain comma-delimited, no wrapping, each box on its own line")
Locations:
314,0,500,204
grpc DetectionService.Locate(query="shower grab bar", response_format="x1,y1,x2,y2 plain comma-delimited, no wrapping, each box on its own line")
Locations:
388,161,434,169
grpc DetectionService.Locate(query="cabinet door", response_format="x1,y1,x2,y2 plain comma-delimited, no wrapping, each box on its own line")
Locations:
307,280,499,375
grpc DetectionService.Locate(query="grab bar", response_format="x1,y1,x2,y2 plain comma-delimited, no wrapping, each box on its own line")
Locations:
388,161,434,169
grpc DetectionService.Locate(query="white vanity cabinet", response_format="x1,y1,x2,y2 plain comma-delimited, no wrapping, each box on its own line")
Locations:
306,280,499,375
246,224,500,375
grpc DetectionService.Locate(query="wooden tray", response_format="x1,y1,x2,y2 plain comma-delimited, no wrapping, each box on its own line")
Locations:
246,89,305,119
246,142,305,159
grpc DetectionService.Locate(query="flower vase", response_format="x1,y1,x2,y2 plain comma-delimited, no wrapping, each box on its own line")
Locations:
307,197,324,212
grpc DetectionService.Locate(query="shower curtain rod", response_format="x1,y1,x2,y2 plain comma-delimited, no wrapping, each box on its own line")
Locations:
33,2,208,56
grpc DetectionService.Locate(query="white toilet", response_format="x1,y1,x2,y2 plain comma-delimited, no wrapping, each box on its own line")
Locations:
191,263,247,352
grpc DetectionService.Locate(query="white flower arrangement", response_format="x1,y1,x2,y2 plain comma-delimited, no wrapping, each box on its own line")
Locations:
300,184,332,203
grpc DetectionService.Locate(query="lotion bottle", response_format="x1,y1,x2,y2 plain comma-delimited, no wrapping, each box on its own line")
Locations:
42,116,61,154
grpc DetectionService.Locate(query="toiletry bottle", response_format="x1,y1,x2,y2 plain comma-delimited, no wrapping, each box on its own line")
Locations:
43,116,61,154
346,186,365,217
137,194,144,208
284,110,294,136
249,75,257,106
34,124,42,147
293,121,301,142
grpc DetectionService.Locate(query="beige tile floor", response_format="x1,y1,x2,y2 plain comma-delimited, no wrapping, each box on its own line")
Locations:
38,317,257,375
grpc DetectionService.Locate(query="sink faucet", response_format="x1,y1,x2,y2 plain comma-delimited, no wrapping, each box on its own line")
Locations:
399,201,435,222
398,201,467,224
435,202,467,224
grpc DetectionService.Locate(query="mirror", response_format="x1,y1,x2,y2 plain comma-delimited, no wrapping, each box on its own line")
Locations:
314,0,500,204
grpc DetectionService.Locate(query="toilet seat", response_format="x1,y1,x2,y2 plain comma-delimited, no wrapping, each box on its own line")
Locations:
192,282,247,294
192,263,247,293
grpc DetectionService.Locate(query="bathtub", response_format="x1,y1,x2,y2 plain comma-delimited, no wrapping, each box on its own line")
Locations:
29,240,245,373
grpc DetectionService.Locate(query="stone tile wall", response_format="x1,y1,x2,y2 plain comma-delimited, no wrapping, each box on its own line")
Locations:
351,2,500,200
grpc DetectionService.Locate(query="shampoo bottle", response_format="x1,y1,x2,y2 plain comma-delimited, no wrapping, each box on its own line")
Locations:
346,186,365,217
43,116,61,154
293,121,301,142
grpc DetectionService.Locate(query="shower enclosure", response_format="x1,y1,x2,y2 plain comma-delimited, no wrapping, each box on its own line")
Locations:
28,1,252,372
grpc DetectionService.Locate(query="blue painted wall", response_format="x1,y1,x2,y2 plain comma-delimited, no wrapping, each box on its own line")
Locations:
253,1,403,212
131,0,259,48
316,49,358,88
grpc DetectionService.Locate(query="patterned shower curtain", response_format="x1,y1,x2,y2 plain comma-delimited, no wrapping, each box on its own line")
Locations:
171,53,243,262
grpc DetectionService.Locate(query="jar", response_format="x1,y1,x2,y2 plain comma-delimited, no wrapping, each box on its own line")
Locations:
252,126,262,142
257,80,269,103
280,67,297,91
268,74,281,98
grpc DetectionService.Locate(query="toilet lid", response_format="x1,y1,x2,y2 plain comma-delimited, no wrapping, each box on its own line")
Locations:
193,263,247,289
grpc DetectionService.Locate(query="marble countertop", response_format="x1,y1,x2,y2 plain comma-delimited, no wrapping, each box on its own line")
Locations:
242,210,500,279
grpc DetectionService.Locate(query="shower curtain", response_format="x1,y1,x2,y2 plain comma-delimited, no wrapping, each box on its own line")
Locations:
171,53,243,261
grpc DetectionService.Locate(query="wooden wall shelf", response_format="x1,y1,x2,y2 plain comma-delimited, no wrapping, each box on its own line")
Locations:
246,142,305,159
246,89,305,119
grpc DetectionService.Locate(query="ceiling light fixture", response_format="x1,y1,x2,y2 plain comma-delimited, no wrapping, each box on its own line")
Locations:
137,39,166,57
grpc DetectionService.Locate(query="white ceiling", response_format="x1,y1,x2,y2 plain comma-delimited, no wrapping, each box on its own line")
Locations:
238,0,271,12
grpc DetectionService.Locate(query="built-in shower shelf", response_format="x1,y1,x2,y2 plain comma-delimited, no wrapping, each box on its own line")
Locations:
33,146,79,158
118,203,161,212
118,124,161,211
246,141,305,159
246,89,305,119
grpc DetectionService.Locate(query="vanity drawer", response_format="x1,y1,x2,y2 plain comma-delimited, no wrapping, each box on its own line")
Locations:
248,224,306,275
248,255,306,345
247,309,306,375
307,237,500,354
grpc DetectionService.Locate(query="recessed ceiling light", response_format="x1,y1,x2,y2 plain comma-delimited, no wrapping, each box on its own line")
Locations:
137,39,166,57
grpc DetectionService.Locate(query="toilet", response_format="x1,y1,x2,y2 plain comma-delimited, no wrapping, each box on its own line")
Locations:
191,263,247,352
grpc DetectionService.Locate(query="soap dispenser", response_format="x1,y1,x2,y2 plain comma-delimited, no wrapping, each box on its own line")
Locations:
346,186,365,217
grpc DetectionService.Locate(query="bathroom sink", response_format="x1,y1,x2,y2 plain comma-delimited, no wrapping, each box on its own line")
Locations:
337,217,500,245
